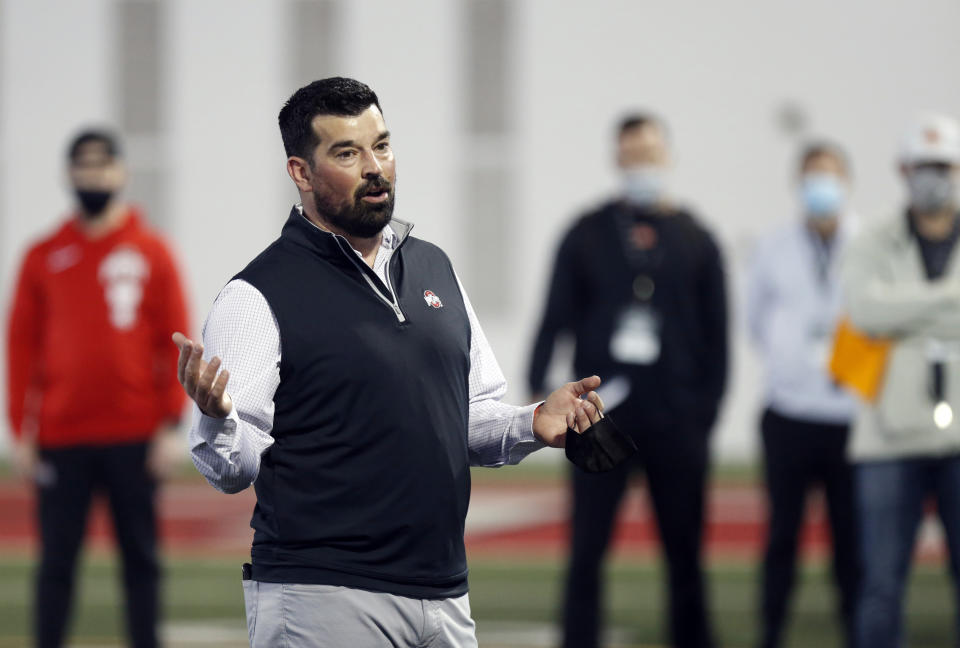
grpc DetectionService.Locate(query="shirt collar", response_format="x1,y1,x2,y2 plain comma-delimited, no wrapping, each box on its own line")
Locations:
294,203,397,253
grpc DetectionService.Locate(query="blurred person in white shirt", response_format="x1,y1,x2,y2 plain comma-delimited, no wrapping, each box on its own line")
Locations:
746,142,858,648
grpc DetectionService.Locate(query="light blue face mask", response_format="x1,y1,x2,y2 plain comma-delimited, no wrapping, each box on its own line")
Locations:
623,166,666,206
800,173,846,219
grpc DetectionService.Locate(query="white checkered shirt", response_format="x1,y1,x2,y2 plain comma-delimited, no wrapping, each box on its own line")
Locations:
188,215,542,493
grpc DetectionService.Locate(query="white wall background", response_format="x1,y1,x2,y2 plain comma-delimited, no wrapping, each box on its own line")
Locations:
2,0,960,461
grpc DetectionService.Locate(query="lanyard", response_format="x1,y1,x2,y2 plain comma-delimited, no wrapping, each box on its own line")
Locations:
616,210,663,304
927,340,954,429
806,229,834,290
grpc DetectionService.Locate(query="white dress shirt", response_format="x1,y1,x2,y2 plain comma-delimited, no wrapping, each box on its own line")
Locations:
746,220,856,424
189,213,543,493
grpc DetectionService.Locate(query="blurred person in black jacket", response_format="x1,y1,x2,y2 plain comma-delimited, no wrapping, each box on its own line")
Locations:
528,114,728,648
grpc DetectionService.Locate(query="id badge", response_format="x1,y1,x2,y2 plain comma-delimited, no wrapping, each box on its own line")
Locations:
809,323,831,370
610,304,661,365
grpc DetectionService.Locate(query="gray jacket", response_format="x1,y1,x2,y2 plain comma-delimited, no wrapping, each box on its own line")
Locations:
842,215,960,461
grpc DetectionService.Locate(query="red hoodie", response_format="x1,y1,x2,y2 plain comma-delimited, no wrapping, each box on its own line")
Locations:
6,207,188,448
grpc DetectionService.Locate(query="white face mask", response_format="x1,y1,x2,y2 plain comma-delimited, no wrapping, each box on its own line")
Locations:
622,165,666,206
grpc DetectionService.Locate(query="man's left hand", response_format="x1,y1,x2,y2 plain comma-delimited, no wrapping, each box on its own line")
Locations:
147,423,183,481
532,375,604,448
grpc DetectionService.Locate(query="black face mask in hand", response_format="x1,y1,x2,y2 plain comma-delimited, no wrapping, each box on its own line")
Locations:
75,189,113,218
565,415,637,473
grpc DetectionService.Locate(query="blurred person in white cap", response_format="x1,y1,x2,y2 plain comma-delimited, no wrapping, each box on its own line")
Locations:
842,112,960,648
747,141,859,648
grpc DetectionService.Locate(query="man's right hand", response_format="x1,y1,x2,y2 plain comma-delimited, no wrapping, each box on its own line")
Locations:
12,437,38,480
172,332,232,418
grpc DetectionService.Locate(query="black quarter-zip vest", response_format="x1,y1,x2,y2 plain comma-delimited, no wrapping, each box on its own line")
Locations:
235,208,472,599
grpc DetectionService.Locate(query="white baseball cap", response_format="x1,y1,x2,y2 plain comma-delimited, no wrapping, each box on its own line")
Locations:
900,113,960,165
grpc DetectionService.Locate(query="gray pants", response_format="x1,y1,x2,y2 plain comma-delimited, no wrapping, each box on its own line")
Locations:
242,580,478,647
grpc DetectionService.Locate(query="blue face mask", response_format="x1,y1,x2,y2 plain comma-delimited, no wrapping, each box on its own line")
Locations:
623,166,666,206
800,173,846,219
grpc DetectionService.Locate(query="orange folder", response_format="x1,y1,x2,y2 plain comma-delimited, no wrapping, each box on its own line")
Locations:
828,316,893,402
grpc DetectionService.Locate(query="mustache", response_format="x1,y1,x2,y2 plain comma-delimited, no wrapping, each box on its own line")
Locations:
355,176,392,199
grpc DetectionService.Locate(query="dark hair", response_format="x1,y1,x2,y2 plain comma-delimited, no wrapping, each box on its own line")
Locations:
799,140,850,176
617,112,668,139
67,129,121,162
278,77,382,160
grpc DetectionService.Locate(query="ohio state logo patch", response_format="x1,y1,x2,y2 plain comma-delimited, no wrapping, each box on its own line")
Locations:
423,290,443,308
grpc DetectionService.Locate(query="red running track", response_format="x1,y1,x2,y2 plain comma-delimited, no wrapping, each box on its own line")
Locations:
0,479,946,562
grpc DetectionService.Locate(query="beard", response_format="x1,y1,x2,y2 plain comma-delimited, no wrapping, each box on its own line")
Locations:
314,175,395,239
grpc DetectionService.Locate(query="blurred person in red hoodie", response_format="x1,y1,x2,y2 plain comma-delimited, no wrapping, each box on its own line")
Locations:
6,129,189,648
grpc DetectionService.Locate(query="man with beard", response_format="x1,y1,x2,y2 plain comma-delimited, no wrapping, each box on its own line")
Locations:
7,129,188,648
171,77,606,647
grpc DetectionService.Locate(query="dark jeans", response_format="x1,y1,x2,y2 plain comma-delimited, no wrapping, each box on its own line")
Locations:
561,416,713,648
758,408,858,648
855,455,960,648
35,442,159,648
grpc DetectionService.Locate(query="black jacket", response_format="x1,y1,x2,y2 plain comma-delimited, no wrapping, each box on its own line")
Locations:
528,200,728,429
237,209,473,599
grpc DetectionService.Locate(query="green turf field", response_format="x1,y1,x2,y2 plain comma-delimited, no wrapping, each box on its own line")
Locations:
0,555,954,647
